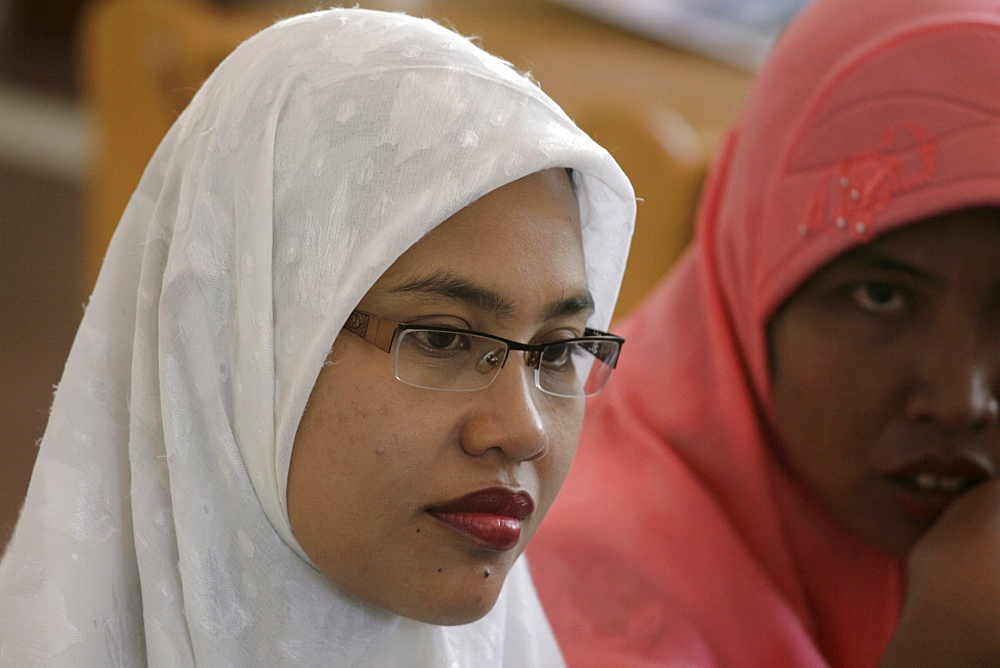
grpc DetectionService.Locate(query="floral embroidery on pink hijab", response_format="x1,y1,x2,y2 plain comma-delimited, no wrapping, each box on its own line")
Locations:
805,122,937,239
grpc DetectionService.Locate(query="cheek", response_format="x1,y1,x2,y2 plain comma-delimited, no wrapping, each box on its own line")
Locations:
288,350,405,526
772,303,856,438
559,400,585,464
769,313,893,501
535,400,585,511
771,316,889,443
771,311,842,469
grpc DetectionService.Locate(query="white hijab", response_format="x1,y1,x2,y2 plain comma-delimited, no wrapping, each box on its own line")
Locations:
0,8,634,666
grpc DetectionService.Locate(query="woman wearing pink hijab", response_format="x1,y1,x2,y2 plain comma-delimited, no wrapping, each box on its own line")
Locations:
530,0,1000,664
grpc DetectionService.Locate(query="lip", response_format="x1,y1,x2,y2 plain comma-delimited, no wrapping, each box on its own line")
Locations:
427,487,535,551
884,455,993,522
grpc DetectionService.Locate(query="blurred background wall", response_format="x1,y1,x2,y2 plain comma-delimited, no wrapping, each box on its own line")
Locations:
0,0,90,549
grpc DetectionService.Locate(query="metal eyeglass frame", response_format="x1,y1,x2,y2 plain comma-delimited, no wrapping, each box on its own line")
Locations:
342,309,624,396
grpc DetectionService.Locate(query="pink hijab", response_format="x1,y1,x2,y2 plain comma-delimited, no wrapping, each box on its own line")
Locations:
530,0,1000,664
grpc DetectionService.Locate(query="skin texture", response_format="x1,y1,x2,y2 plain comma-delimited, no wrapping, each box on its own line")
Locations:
769,209,1000,664
881,478,1000,665
286,169,589,625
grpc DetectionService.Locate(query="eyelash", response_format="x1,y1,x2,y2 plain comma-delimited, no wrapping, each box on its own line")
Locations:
402,314,586,344
847,281,909,314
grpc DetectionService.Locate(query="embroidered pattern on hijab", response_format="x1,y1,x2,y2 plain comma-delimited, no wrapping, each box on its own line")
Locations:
529,0,1000,665
0,8,634,665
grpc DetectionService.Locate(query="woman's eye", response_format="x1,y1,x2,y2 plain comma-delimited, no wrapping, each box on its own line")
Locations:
850,282,906,313
541,343,574,369
414,330,467,350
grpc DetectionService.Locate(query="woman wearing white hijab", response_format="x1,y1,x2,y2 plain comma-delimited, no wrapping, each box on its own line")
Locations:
0,8,634,665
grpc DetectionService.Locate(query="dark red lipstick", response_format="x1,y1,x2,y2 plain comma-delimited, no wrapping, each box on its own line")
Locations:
428,488,535,551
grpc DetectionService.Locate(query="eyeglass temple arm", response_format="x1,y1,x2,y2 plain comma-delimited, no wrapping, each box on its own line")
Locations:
344,311,397,352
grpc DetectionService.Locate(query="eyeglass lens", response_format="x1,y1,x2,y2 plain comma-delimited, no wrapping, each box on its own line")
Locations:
393,329,619,397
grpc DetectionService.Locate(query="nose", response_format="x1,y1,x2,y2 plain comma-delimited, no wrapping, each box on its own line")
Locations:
905,343,1000,429
459,362,550,462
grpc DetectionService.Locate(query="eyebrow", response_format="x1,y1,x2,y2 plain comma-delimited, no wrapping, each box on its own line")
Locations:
388,271,595,322
844,247,938,282
543,292,596,322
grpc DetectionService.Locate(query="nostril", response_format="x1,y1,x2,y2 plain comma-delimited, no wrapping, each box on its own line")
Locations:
905,393,1000,428
977,396,1000,427
521,443,548,463
969,372,1000,427
906,366,1000,428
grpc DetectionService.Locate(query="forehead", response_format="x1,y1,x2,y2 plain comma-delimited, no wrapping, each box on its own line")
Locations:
817,207,1000,274
875,207,1000,252
403,169,579,256
365,170,587,315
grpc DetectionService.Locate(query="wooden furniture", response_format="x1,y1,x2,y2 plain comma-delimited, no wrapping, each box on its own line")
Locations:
80,0,752,318
81,0,275,288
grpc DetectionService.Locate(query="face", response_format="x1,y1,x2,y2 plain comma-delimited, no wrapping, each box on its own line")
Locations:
287,169,589,624
769,209,1000,557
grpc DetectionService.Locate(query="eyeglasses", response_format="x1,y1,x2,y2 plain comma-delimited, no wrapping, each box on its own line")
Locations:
343,309,624,398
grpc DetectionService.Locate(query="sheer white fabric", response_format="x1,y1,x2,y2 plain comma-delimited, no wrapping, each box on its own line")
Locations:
0,8,634,666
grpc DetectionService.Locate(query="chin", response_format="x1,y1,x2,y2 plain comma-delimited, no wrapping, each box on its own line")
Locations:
873,530,926,560
393,575,507,626
418,607,493,626
841,514,927,559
